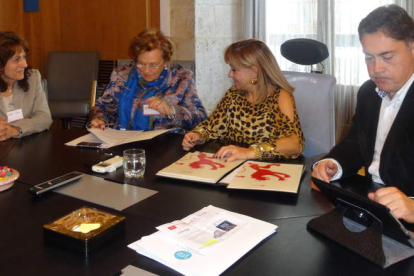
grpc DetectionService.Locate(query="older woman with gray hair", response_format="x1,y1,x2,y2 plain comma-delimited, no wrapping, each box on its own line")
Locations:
90,29,206,132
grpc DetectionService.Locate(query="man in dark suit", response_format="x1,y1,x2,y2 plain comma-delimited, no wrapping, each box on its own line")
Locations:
312,4,414,223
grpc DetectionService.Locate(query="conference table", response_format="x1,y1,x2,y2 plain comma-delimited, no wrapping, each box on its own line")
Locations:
1,129,413,276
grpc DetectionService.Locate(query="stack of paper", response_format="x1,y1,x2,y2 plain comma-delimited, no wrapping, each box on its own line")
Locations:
223,161,305,193
156,152,244,183
128,205,277,276
65,128,170,148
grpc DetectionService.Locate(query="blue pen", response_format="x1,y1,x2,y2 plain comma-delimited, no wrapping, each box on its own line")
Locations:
191,138,202,145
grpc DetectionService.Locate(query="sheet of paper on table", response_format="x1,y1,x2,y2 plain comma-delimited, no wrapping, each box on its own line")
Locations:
128,205,277,276
65,128,171,148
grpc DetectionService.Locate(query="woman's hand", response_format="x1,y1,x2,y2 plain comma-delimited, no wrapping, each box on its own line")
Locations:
0,118,20,141
182,132,202,151
90,118,106,130
214,145,255,162
145,97,175,116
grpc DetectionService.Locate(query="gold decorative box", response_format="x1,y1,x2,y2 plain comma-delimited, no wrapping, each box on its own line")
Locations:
43,206,125,257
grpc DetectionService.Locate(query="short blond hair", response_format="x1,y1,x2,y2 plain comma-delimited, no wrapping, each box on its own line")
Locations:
129,28,174,62
224,39,294,104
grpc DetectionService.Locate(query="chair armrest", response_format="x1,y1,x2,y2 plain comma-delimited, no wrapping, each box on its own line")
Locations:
41,79,48,99
90,80,97,107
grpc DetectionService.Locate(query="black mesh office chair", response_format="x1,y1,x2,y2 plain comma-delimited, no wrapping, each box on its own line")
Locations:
47,51,99,129
281,38,329,73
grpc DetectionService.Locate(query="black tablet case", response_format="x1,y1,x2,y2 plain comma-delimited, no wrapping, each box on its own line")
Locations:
307,178,414,268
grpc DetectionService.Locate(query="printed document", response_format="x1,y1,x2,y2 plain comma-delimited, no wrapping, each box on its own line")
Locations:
128,205,277,276
65,128,171,148
156,207,246,250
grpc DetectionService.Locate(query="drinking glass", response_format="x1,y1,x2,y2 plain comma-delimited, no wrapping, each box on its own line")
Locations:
123,149,146,178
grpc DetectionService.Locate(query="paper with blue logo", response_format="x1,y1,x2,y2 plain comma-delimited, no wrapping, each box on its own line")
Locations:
156,207,246,250
128,205,277,276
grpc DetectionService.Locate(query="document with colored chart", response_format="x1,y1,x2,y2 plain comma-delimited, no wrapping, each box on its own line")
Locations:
156,151,244,183
225,161,305,193
128,205,277,276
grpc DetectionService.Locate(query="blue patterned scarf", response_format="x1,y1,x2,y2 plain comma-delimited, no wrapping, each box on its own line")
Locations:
117,67,168,130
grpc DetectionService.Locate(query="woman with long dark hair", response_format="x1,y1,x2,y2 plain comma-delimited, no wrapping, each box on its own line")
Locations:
0,31,52,141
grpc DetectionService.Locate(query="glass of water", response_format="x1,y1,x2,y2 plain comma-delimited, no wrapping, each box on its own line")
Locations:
123,149,146,178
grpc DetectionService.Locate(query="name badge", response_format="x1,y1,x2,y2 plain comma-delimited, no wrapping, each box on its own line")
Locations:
7,108,24,123
143,104,160,115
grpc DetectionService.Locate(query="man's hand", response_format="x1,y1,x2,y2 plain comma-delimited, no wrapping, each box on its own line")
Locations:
368,187,414,223
311,160,338,183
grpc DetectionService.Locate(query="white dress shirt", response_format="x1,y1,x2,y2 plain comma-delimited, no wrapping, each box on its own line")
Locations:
368,73,414,184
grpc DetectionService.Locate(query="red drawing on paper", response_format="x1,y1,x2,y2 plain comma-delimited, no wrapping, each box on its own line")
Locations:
249,163,290,181
176,152,225,170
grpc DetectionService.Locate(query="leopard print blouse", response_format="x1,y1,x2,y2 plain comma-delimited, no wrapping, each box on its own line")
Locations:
192,86,305,160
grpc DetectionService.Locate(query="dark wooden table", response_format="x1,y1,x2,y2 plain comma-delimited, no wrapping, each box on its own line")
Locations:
1,129,413,276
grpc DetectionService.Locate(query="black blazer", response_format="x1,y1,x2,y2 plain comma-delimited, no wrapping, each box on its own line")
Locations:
326,79,414,196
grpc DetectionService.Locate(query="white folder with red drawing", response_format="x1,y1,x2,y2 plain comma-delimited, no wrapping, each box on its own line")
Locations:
156,151,244,183
225,161,305,193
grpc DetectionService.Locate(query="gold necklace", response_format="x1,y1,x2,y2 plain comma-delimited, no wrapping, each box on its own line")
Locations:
1,88,12,97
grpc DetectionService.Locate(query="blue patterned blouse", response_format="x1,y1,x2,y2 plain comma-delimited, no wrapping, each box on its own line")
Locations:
91,61,207,133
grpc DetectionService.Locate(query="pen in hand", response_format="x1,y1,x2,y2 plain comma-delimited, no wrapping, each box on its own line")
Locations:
191,138,202,145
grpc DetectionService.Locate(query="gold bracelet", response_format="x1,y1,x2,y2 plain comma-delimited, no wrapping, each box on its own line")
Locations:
191,127,209,144
249,145,262,159
249,143,277,160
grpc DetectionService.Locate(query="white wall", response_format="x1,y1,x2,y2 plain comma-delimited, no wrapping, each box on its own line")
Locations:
195,0,243,113
163,0,243,114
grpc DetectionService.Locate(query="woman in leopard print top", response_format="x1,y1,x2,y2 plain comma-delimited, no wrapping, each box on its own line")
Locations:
182,39,304,161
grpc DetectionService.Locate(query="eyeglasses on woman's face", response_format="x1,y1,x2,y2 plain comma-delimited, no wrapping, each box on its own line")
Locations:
136,61,164,70
136,49,166,82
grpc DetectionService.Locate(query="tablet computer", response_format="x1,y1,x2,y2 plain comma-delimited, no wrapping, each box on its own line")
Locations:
312,177,414,248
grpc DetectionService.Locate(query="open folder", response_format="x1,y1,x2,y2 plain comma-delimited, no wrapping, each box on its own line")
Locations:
65,128,171,148
128,205,277,276
157,153,305,193
224,161,305,193
156,151,244,183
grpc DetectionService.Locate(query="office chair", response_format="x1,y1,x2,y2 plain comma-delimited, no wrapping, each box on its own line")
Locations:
281,38,335,157
283,71,336,157
281,38,329,73
47,51,99,129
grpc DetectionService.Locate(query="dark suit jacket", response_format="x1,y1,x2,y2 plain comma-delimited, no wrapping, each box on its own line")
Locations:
326,79,414,196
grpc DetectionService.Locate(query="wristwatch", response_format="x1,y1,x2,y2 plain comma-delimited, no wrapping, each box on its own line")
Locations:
167,105,176,121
